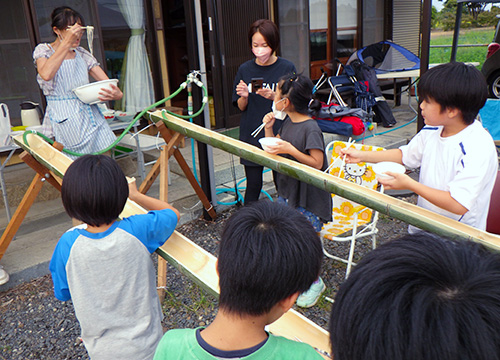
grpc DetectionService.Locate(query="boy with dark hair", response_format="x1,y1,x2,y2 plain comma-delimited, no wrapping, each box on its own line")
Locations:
342,62,498,232
154,200,324,359
50,155,180,360
329,234,500,360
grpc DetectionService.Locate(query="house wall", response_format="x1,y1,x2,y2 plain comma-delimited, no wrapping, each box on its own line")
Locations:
392,0,421,56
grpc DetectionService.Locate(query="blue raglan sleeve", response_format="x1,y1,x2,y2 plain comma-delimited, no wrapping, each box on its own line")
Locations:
49,230,80,301
120,209,178,253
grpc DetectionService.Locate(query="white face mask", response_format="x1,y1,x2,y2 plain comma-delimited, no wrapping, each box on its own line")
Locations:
272,98,286,120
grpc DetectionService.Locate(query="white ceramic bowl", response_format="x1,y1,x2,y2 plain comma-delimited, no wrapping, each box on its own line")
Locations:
73,79,119,105
372,161,406,180
259,137,283,152
115,111,135,122
102,110,115,123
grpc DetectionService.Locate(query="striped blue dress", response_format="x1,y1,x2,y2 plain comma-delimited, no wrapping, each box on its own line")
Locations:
33,44,116,158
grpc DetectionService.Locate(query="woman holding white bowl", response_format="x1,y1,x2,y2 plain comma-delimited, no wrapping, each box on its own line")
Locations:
33,6,122,157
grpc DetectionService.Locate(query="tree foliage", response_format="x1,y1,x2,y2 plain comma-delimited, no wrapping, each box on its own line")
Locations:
433,1,500,30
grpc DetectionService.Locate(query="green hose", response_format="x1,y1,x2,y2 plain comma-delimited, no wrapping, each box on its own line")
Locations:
22,74,208,157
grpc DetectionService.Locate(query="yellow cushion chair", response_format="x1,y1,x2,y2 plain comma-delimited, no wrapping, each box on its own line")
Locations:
320,140,385,278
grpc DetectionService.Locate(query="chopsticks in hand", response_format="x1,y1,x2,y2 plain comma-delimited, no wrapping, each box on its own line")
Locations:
337,138,355,178
324,137,356,177
251,122,266,138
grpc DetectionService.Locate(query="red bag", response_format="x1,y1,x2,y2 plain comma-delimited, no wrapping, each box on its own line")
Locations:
313,102,365,136
339,116,365,135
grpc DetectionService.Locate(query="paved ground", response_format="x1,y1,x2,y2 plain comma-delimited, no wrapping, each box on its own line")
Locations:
0,97,418,291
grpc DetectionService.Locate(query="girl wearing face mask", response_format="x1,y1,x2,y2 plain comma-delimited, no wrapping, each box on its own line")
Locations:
33,6,122,157
262,74,331,308
232,19,296,205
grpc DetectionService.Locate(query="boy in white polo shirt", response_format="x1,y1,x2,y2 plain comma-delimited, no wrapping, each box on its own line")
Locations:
341,62,498,232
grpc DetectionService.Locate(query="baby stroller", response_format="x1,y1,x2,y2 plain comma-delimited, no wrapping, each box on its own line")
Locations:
311,59,376,138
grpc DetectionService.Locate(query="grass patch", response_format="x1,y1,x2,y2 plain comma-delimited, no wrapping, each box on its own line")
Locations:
430,28,495,68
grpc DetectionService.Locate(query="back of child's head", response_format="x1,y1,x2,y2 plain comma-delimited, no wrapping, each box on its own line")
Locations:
278,73,322,115
329,233,500,360
417,62,487,124
62,155,128,226
218,200,322,316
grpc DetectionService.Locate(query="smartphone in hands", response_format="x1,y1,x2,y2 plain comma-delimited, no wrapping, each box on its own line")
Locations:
251,78,264,93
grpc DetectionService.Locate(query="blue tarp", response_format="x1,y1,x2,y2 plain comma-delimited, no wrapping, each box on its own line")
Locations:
479,98,500,141
349,40,420,74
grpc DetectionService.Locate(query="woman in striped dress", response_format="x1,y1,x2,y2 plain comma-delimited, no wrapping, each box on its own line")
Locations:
33,6,122,158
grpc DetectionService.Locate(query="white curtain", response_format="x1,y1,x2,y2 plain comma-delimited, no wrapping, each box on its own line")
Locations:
117,0,154,113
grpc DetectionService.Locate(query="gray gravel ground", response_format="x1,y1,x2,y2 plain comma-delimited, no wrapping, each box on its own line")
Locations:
0,194,416,359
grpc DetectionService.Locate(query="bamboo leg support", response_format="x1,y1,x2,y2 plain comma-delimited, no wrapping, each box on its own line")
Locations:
155,122,216,220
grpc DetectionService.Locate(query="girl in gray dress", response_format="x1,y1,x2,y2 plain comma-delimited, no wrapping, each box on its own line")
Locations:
262,74,332,308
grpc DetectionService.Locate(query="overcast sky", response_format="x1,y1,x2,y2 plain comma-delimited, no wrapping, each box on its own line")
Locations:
433,0,444,11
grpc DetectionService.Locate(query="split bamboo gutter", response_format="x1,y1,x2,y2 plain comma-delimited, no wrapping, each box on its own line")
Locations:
151,110,500,251
11,133,331,358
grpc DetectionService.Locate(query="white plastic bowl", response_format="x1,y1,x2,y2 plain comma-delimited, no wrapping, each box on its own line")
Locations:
259,137,283,152
73,79,119,105
372,161,406,180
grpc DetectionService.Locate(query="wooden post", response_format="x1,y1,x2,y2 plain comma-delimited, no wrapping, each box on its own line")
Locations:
137,120,216,220
138,129,182,194
157,145,169,301
0,151,63,261
0,173,44,260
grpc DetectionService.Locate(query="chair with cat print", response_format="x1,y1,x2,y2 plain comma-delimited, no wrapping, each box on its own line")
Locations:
320,140,385,278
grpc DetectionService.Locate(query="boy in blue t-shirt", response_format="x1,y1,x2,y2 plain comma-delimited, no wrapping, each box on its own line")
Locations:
154,200,324,359
50,155,179,360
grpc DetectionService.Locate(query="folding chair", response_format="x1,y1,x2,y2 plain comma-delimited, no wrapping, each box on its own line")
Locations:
320,140,384,278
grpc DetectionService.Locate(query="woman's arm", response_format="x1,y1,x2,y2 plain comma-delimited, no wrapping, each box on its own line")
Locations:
36,26,82,81
89,66,123,101
36,44,72,81
236,80,249,111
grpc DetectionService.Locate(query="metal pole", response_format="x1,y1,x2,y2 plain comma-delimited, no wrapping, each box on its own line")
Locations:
451,3,464,62
418,0,433,131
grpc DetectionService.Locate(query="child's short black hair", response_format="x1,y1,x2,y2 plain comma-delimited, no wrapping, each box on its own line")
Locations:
62,155,128,226
218,200,323,316
417,62,487,125
329,234,500,360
